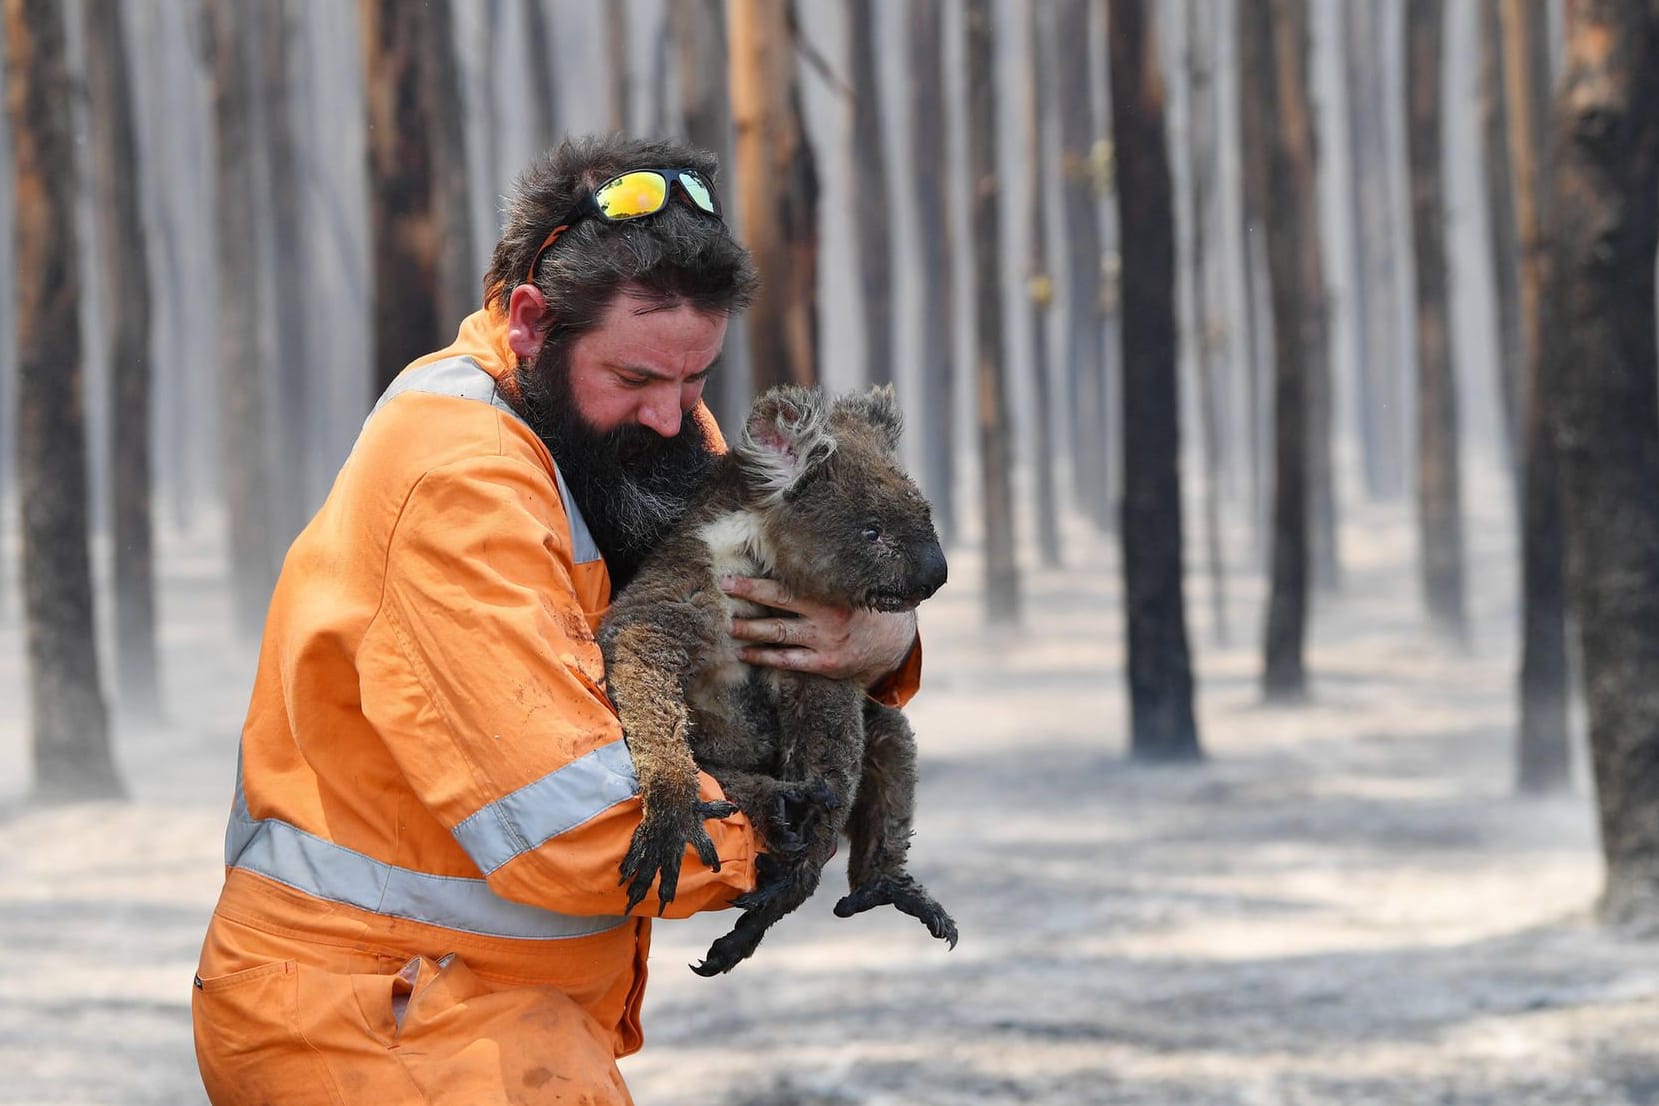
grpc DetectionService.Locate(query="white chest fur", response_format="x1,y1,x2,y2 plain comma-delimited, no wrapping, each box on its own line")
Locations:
695,510,777,690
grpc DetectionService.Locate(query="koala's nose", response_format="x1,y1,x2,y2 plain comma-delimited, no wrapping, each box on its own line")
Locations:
917,542,948,600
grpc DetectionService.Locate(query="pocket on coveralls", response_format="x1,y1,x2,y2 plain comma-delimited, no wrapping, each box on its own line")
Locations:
193,960,341,1106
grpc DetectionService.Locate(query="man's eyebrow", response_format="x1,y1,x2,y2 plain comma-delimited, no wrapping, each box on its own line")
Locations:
612,361,715,380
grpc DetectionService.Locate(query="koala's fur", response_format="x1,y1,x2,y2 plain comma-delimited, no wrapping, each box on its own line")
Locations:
598,384,957,975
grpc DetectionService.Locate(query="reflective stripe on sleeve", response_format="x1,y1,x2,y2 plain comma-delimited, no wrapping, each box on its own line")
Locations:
451,740,640,875
225,767,627,941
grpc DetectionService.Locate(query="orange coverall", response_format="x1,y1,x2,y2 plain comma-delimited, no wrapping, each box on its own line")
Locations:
192,307,921,1105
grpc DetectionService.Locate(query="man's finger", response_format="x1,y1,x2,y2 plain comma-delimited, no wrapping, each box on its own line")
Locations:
737,646,825,673
721,574,798,611
731,615,807,646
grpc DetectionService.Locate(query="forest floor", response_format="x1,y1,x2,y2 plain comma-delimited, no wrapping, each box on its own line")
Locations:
2,475,1658,1105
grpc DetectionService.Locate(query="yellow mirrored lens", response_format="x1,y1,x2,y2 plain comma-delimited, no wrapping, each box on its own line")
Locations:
595,172,668,219
678,172,715,213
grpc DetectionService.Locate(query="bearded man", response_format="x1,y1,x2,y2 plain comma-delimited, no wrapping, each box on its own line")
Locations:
190,136,922,1106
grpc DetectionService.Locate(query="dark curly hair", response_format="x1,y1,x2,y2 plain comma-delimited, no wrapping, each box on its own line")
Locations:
483,135,758,349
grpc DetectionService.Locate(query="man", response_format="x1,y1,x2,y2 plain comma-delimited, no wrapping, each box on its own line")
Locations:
191,136,922,1105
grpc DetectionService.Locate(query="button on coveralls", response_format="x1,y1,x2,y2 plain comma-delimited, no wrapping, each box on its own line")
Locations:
191,307,924,1104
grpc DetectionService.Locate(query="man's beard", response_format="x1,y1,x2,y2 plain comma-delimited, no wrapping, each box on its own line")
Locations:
515,335,715,590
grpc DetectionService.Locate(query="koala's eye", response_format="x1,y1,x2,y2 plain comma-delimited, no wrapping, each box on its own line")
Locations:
862,526,882,543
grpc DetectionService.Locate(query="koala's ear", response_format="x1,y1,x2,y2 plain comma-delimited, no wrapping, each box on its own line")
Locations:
838,383,904,453
737,385,839,499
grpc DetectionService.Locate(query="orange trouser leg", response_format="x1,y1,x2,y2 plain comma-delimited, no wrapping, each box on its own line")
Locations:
194,950,633,1105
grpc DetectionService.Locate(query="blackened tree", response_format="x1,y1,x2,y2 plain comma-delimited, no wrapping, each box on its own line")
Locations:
6,0,121,799
1108,0,1199,759
1549,0,1659,927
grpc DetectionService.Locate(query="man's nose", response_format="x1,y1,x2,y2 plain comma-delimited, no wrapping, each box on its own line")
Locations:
636,394,683,437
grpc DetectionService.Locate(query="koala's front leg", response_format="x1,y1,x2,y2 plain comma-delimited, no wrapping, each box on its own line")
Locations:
604,624,737,915
833,702,958,948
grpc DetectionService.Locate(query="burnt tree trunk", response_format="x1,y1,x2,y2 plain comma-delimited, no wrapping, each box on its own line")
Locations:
1254,0,1314,701
1109,0,1200,759
359,0,442,393
847,0,894,387
428,0,475,330
908,0,957,543
965,0,1020,625
1481,0,1523,474
607,0,631,134
523,0,560,151
1057,0,1108,529
1550,0,1659,926
1405,0,1468,639
1292,0,1337,594
260,0,312,542
1500,0,1570,793
85,0,161,721
1185,0,1228,645
1236,0,1272,550
1344,0,1407,500
208,0,278,639
1026,0,1061,567
731,0,820,389
675,0,750,429
6,0,120,799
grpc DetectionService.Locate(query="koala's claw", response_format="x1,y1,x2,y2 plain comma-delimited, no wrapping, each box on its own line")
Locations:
835,875,959,949
620,799,740,916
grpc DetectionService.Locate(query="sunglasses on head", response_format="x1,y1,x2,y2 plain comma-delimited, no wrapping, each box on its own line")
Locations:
526,168,723,282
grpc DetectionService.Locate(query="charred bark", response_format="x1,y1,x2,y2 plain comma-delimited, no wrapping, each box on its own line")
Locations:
965,0,1020,625
428,0,476,330
1342,0,1407,499
1109,0,1199,759
85,0,161,721
1236,0,1272,549
1056,0,1109,530
730,0,820,389
1500,0,1570,793
1481,0,1523,473
847,0,893,388
523,0,560,151
359,0,443,393
1549,0,1659,926
260,0,313,542
208,0,279,639
1405,0,1468,640
1185,0,1228,645
1026,0,1062,568
675,0,749,430
1253,0,1315,701
908,0,957,543
607,0,630,134
6,0,120,799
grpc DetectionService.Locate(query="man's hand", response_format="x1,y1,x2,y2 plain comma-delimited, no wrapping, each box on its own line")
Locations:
721,575,917,688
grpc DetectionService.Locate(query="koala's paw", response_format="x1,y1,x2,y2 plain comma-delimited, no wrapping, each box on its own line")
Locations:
620,798,740,916
835,874,959,949
690,906,772,976
763,778,842,857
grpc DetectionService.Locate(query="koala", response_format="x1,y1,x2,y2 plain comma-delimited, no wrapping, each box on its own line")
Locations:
598,383,957,976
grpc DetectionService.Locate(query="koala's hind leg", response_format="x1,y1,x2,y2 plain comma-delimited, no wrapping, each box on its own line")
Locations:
692,677,864,975
833,703,958,948
701,767,841,860
603,624,737,916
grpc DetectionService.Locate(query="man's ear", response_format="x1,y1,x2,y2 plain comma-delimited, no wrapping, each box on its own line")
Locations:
507,284,549,360
737,385,837,502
